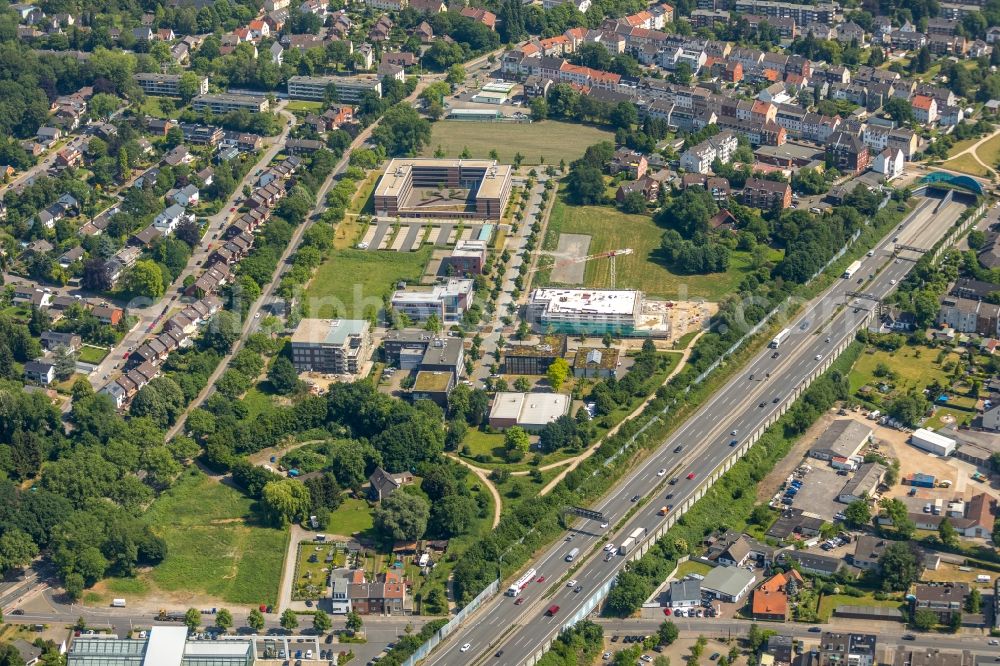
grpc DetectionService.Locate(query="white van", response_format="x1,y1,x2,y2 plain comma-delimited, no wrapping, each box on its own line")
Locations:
112,598,127,608
977,574,991,583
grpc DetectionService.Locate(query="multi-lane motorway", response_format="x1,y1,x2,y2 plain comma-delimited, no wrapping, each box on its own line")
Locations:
425,194,967,666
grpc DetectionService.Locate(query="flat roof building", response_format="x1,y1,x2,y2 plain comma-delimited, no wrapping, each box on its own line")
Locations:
391,278,474,324
488,391,570,431
837,462,886,504
193,93,270,114
442,239,488,276
911,428,957,456
134,73,208,97
287,75,382,103
701,565,756,603
374,158,513,221
527,288,642,336
291,318,372,375
68,626,254,666
818,633,877,666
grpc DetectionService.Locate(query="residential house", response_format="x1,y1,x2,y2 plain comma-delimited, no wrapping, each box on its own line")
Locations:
850,535,888,570
24,360,56,385
912,95,938,124
826,132,870,175
741,177,792,210
348,569,407,615
912,583,969,623
751,570,803,621
818,633,877,666
368,467,415,501
873,147,904,180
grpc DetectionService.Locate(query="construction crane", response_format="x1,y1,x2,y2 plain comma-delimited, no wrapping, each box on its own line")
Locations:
527,249,634,288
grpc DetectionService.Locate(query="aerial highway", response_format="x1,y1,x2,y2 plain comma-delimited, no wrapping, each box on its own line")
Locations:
424,193,969,666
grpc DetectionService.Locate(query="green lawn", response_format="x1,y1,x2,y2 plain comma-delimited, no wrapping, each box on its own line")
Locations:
941,153,992,177
141,469,287,606
421,120,615,165
817,593,905,621
675,560,711,578
286,100,324,112
305,247,432,320
241,386,278,420
327,497,374,538
542,197,781,301
976,132,1000,167
78,344,108,364
462,429,505,460
138,96,183,119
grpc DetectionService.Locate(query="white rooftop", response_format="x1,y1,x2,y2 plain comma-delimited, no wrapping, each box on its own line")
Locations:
531,288,639,316
912,428,957,447
143,626,187,666
490,391,570,427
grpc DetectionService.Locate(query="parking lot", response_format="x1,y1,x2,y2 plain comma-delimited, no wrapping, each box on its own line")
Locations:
770,461,847,522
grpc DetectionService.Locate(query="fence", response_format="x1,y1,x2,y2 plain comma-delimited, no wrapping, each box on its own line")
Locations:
400,579,499,666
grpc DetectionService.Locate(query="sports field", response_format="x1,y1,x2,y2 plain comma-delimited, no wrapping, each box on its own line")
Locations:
421,120,614,165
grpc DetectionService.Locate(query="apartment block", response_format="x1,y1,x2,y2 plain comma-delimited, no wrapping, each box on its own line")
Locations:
134,73,209,97
290,318,372,375
287,75,383,103
192,93,270,114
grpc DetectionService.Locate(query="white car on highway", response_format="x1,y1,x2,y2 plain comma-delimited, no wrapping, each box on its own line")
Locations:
657,468,666,476
460,643,471,652
566,579,577,587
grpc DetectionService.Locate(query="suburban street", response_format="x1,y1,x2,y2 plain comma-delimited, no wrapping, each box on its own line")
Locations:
424,193,970,666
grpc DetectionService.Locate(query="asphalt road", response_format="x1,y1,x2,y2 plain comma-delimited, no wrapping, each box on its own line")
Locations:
424,195,967,666
593,617,1000,654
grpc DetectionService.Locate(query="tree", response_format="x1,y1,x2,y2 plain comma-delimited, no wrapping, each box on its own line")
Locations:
446,64,466,86
123,259,166,299
843,499,871,527
883,97,915,125
879,497,915,539
566,164,605,205
313,609,332,634
372,103,432,156
203,311,241,353
967,587,982,613
346,610,363,634
215,608,233,632
514,377,532,392
546,357,570,390
185,608,201,633
878,542,919,592
178,72,205,102
657,620,679,645
503,426,531,462
53,345,77,381
280,608,299,632
247,607,265,632
621,191,647,214
373,492,430,541
268,357,300,395
430,494,479,537
605,571,650,616
261,479,312,525
0,528,37,573
939,517,959,548
912,608,937,631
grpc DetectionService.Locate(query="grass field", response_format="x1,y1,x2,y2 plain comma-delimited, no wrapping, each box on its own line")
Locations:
542,197,781,301
305,247,432,320
78,344,108,364
327,497,374,538
976,132,1000,168
817,593,904,621
675,560,711,578
286,100,324,112
241,387,278,420
942,153,992,177
421,121,615,165
142,469,287,606
138,97,183,119
333,170,381,251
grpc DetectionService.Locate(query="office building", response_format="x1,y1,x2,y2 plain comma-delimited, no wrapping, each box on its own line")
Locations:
290,318,372,374
192,93,270,114
287,75,382,103
488,391,571,431
391,278,474,324
442,239,488,275
133,73,208,97
374,158,513,221
527,288,642,336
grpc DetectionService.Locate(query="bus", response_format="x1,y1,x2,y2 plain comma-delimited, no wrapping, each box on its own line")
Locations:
505,568,537,596
769,328,791,348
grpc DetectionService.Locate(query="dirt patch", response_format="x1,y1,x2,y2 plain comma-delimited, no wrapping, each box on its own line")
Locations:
549,233,591,283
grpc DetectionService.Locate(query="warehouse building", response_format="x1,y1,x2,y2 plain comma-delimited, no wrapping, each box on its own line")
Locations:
809,420,872,461
192,93,269,114
287,75,382,102
700,565,756,603
488,391,570,431
911,428,957,456
837,462,886,503
373,158,513,221
290,318,372,375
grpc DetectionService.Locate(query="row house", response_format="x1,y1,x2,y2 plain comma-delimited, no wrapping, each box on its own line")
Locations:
691,9,730,28
730,0,838,25
912,95,938,124
927,17,959,35
927,33,967,55
227,208,269,238
938,296,1000,337
826,131,870,175
210,232,254,265
715,115,786,146
915,83,957,108
187,261,232,297
680,174,731,202
248,181,286,210
741,177,792,209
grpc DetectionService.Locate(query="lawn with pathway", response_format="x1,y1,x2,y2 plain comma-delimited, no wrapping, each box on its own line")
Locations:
421,120,615,165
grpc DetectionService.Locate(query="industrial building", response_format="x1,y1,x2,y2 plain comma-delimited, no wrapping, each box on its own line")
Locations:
133,73,208,97
192,93,270,114
488,391,570,431
527,288,643,336
700,565,756,603
911,428,957,456
67,627,254,666
290,318,372,374
373,158,513,221
837,462,886,503
287,75,382,103
390,278,474,324
809,420,872,461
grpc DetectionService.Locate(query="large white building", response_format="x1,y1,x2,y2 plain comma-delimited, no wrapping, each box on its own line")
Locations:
287,75,382,103
488,391,570,431
527,288,642,336
391,278,474,324
68,626,254,666
133,73,208,97
910,428,957,456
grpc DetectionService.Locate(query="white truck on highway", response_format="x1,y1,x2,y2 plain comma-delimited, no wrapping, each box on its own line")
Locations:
842,260,862,280
506,568,537,596
619,527,647,555
769,328,791,349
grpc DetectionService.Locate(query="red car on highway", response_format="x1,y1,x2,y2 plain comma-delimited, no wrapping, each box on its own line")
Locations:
687,472,696,480
536,576,545,583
